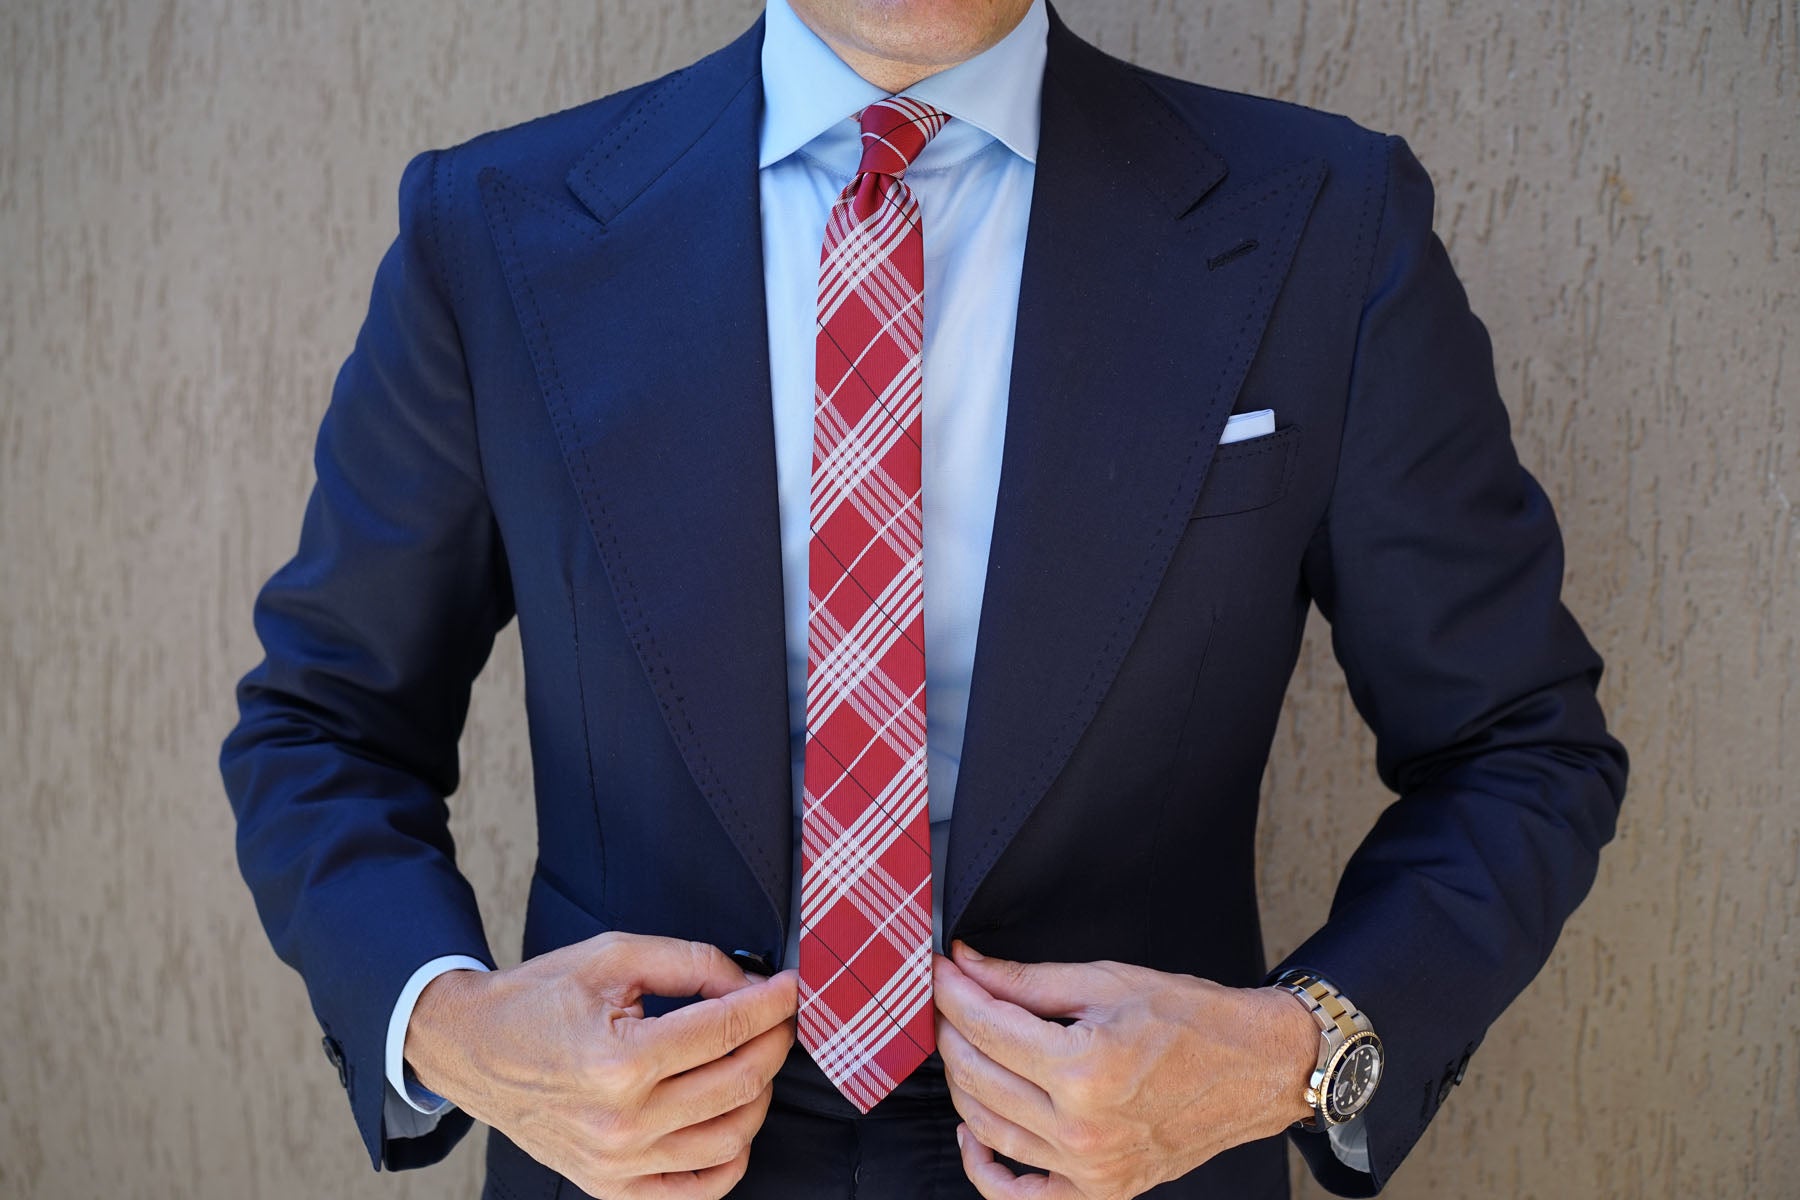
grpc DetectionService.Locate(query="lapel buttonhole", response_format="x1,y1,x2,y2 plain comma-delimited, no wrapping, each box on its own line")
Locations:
1206,238,1260,271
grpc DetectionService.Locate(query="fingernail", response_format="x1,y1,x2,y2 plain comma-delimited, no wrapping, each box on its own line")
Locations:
954,940,985,961
956,1125,967,1151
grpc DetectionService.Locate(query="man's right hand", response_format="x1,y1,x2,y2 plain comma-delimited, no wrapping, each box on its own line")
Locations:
405,931,798,1199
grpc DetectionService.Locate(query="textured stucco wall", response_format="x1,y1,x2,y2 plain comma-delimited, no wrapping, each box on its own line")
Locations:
1,1,1794,1196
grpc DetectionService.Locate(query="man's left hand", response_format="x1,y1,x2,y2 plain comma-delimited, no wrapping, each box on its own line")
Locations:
933,941,1318,1200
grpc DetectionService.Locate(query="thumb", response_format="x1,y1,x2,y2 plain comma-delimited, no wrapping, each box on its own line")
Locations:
580,931,751,1004
949,940,1117,1020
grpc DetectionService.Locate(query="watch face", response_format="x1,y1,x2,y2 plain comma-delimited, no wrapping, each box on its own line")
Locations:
1326,1035,1383,1121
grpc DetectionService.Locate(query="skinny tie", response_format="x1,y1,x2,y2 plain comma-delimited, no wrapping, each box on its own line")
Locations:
797,97,950,1113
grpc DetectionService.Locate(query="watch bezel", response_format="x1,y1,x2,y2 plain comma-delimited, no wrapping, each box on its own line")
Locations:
1317,1029,1383,1125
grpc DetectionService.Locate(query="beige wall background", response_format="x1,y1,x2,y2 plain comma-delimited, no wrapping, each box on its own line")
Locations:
2,0,1794,1196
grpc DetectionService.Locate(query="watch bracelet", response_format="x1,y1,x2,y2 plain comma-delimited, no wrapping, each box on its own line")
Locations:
1272,969,1378,1130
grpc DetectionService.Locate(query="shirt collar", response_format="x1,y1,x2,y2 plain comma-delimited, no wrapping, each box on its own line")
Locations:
758,0,1046,170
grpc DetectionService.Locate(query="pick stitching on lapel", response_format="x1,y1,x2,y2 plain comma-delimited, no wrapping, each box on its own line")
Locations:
479,19,796,939
942,12,1328,936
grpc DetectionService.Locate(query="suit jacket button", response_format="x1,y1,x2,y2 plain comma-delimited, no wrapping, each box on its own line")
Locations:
321,1035,349,1089
728,949,775,977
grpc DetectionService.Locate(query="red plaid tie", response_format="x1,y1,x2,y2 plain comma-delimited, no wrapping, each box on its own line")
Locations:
798,97,950,1113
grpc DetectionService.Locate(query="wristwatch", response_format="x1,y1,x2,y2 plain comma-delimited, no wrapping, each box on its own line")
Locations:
1272,969,1383,1130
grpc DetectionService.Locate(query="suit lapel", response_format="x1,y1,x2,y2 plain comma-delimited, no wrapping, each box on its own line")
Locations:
943,11,1327,934
480,20,796,933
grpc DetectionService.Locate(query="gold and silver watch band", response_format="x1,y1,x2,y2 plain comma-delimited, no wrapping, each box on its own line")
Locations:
1273,970,1378,1131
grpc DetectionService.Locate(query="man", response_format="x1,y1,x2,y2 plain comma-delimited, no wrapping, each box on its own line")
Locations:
220,0,1628,1196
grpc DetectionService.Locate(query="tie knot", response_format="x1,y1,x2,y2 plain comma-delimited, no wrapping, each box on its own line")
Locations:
855,98,951,179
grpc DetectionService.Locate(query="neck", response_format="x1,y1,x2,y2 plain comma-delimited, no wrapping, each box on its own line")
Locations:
784,1,1034,95
826,47,942,94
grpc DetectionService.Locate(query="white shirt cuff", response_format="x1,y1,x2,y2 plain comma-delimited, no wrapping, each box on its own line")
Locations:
1326,1112,1372,1173
384,955,491,1118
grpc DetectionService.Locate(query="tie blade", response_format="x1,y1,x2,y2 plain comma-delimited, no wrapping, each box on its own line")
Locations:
801,94,941,1114
797,932,936,1112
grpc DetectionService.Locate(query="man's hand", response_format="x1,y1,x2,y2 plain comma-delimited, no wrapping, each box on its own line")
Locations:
406,931,797,1200
933,941,1317,1200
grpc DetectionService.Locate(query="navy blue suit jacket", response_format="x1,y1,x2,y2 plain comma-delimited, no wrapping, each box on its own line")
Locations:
221,7,1627,1196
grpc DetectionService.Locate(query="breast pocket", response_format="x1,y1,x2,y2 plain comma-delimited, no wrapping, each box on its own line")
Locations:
1190,424,1301,519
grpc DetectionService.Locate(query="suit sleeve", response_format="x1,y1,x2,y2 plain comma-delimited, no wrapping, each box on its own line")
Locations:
1274,134,1629,1195
218,146,512,1172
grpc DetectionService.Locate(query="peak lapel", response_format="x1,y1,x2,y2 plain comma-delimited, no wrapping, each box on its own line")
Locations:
480,20,795,933
944,13,1326,935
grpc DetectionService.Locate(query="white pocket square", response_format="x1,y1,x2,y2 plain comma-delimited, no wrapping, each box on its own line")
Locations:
1219,408,1275,445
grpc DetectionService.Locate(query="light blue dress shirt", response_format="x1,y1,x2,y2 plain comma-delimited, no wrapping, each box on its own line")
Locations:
382,0,1368,1175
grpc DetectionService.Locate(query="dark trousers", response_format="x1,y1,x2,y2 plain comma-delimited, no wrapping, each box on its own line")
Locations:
481,1044,1289,1200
